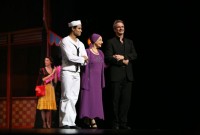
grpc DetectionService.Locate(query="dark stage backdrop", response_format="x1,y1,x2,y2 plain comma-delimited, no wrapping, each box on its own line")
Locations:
1,0,200,131
49,0,171,130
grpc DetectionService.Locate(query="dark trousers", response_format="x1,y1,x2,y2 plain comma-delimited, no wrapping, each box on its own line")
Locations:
111,75,132,127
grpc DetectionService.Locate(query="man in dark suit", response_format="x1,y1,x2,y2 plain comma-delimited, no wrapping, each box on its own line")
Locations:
105,20,137,129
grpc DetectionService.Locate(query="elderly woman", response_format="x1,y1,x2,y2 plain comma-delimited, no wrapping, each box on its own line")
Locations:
79,33,105,129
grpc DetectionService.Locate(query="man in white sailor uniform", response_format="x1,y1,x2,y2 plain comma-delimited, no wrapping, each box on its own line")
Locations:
59,20,88,129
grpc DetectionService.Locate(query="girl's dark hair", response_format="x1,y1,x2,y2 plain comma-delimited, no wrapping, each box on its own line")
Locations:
45,56,54,68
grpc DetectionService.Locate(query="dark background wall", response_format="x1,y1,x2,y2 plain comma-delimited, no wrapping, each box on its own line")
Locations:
1,0,200,131
50,0,171,130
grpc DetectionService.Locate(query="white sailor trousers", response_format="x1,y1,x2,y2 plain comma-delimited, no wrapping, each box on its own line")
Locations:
59,70,80,127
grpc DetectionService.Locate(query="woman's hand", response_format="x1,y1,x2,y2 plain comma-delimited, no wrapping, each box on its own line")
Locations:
52,67,57,74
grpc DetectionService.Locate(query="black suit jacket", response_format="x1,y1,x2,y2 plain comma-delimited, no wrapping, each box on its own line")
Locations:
105,36,137,82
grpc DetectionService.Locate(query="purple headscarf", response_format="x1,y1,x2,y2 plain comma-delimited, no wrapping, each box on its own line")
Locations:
90,33,101,44
88,33,101,47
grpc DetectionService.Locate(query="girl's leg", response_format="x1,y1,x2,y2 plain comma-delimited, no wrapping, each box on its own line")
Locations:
46,110,51,128
41,110,46,128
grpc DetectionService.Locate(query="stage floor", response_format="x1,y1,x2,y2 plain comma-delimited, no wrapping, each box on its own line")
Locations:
0,128,182,135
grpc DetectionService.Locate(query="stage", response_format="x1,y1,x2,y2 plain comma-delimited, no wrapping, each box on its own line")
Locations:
0,128,175,135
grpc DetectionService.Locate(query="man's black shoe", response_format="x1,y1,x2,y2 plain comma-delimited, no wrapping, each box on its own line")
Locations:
112,125,119,130
60,125,70,129
70,126,81,129
120,125,131,129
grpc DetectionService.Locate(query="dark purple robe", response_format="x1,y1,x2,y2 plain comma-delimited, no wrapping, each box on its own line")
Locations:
79,49,105,119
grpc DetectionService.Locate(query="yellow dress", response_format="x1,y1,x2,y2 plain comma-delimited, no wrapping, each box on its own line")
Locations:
36,68,57,110
37,83,57,110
